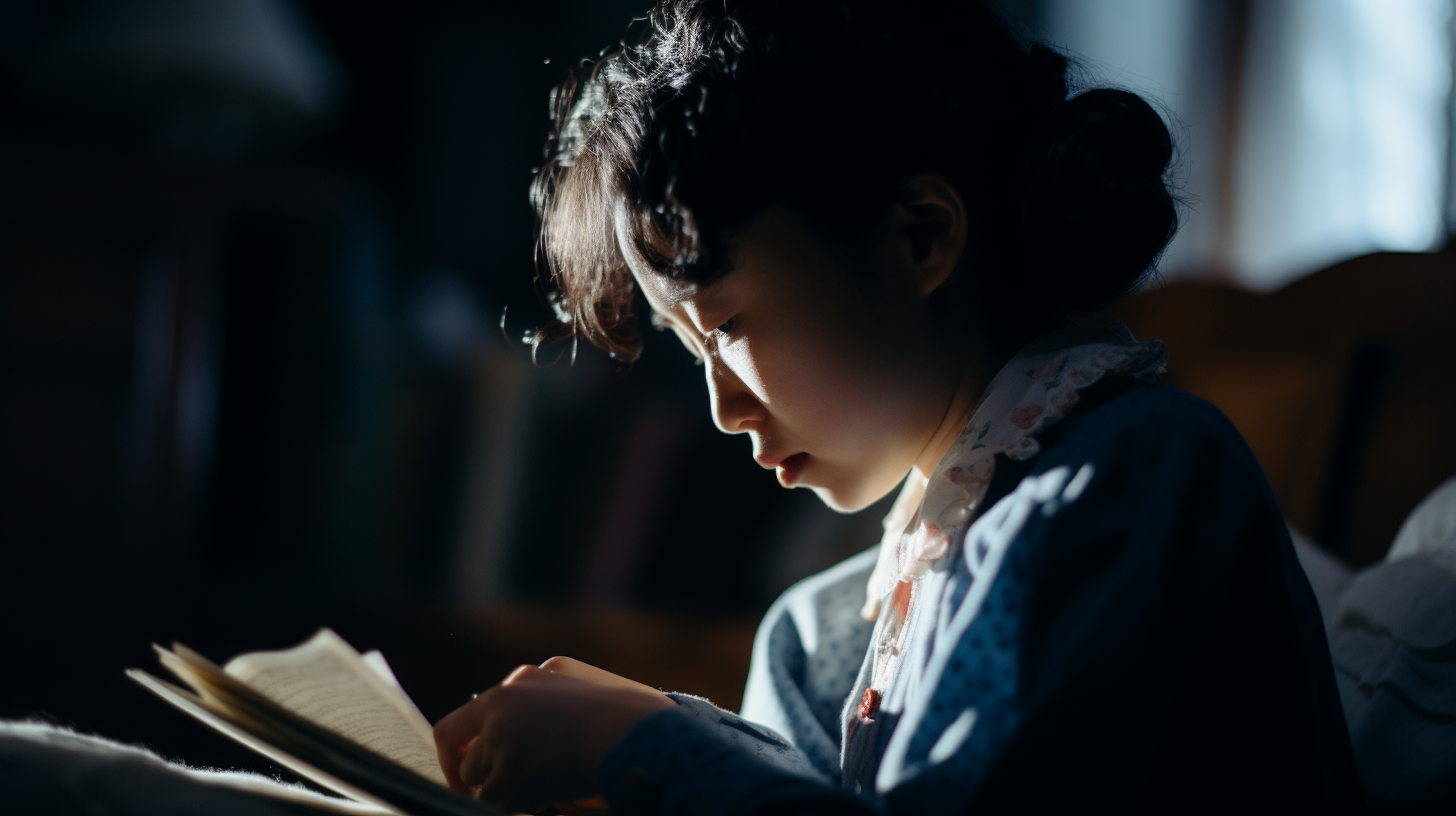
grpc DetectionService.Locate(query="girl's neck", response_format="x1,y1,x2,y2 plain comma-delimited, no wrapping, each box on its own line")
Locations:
911,314,1065,479
912,352,995,480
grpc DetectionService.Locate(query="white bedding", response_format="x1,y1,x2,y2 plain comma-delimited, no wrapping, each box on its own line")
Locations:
0,720,385,815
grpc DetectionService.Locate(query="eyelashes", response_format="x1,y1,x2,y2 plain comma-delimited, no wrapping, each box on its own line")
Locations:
689,319,733,366
650,309,732,366
648,310,731,338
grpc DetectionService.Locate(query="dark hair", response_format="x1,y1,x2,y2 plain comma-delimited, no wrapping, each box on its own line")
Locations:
531,0,1178,361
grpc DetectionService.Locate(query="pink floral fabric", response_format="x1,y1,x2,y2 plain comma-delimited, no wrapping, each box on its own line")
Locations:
859,331,1167,695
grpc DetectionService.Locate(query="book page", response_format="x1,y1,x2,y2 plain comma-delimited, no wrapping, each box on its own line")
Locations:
126,668,401,814
360,650,402,689
223,629,446,786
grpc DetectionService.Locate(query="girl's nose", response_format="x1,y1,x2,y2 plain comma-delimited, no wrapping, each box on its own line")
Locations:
705,357,767,434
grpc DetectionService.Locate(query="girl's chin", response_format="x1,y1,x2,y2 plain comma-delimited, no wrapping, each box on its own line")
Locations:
809,484,865,514
774,451,894,513
802,470,876,514
804,467,908,515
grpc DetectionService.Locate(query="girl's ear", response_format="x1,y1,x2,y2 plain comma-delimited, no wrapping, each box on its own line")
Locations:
889,175,969,298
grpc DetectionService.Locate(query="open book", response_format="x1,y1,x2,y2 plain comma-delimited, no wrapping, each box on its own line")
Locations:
127,628,499,816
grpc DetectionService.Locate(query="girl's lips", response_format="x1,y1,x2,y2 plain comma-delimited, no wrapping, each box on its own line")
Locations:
777,452,808,487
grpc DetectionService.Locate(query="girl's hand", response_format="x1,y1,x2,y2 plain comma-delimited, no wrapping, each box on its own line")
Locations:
432,656,675,813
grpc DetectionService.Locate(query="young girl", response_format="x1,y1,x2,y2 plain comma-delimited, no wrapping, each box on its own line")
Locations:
434,1,1361,812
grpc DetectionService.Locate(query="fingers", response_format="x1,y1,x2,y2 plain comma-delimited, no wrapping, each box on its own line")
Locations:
457,717,522,808
433,664,548,793
502,662,541,685
436,665,540,749
434,696,483,792
538,657,662,696
434,691,487,748
538,655,602,679
433,661,671,803
458,727,495,793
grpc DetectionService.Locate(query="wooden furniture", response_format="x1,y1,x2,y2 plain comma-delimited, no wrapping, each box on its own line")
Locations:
1111,249,1456,566
349,606,757,720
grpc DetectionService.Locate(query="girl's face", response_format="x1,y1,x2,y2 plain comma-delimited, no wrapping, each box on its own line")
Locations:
623,204,968,512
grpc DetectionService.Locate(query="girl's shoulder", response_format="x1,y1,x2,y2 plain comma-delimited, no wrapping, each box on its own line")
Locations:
1038,376,1263,476
991,375,1285,550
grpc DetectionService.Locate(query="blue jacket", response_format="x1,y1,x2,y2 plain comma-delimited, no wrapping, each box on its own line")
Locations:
600,378,1362,814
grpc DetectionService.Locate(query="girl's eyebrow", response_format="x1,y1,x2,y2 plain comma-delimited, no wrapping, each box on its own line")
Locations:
648,306,696,338
636,270,698,311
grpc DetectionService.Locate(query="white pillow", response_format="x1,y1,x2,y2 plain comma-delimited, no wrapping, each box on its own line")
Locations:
1327,475,1456,812
1387,475,1456,564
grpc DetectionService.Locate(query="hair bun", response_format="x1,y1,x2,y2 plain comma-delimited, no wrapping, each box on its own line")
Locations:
1017,87,1177,312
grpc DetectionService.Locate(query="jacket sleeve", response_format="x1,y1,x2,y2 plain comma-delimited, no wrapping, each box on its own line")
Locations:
599,547,879,816
600,695,870,816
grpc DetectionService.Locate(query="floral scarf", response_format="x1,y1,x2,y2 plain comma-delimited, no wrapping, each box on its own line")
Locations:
858,326,1167,699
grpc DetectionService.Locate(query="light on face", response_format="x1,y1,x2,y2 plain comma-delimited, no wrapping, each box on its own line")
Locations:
717,337,770,407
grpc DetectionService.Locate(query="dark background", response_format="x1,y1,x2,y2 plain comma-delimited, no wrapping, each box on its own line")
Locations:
0,0,902,776
2,0,1453,789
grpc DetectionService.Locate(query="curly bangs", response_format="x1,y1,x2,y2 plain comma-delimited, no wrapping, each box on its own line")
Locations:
529,0,1179,363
